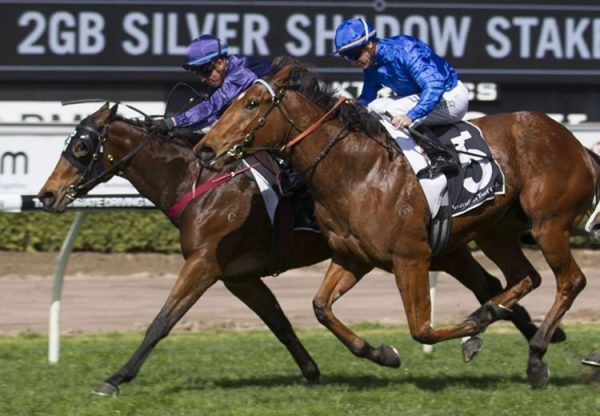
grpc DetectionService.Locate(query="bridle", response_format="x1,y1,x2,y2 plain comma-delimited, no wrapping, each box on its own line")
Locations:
207,79,288,166
207,78,348,168
62,113,153,201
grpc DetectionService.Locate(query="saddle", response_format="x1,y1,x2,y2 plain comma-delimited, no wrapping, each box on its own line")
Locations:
387,121,505,255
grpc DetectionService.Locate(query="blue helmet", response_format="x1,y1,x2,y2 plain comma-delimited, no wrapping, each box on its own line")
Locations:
333,18,377,55
183,34,228,70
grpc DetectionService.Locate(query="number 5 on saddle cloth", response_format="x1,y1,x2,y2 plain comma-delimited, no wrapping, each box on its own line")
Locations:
381,116,506,255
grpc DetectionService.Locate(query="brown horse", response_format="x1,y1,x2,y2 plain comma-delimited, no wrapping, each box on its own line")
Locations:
38,103,561,395
38,103,328,395
194,65,600,387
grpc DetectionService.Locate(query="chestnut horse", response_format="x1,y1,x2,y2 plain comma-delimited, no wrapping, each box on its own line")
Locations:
38,103,560,395
194,65,600,387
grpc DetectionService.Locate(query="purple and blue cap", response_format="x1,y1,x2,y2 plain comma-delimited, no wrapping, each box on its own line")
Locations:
182,34,228,70
332,18,377,56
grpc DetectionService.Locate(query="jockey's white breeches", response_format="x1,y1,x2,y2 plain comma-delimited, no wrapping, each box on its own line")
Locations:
367,81,469,126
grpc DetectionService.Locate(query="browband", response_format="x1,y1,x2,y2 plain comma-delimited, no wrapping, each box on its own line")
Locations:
253,79,277,101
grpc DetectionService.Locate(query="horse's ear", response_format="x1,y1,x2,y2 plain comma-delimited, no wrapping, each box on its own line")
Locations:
109,102,119,118
272,65,296,89
93,102,118,124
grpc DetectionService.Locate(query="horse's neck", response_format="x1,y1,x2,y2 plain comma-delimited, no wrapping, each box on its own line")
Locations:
113,125,199,211
289,121,395,197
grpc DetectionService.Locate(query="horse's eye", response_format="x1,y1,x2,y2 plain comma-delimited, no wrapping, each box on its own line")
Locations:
245,99,258,109
72,140,89,157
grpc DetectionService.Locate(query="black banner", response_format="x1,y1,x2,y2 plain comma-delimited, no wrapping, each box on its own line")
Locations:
1,0,600,83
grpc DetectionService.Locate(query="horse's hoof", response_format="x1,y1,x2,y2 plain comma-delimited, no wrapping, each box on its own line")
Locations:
527,361,550,388
302,362,320,384
305,375,321,386
582,351,600,367
92,382,119,397
461,336,483,363
375,345,401,368
304,368,321,386
549,327,567,343
591,227,600,242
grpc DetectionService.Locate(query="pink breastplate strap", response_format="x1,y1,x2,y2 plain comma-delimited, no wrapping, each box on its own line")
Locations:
166,163,259,220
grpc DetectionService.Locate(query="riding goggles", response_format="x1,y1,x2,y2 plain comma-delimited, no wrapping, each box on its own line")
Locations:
184,60,216,76
340,46,364,61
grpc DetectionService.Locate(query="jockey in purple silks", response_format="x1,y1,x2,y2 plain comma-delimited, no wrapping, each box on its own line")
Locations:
154,34,271,133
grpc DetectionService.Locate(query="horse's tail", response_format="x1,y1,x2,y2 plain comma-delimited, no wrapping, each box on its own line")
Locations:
583,148,600,239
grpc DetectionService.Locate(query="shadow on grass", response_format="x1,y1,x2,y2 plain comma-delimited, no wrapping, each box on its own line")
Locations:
161,369,600,394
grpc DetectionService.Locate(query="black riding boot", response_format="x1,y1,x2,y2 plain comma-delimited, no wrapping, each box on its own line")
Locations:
403,124,459,179
417,150,459,179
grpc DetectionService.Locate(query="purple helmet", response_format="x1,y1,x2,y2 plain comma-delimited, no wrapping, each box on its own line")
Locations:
332,18,377,55
183,34,228,70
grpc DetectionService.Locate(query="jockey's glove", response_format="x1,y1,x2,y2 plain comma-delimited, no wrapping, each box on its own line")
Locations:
152,117,176,134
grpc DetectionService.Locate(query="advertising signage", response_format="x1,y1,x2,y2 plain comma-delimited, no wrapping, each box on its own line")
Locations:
1,0,600,84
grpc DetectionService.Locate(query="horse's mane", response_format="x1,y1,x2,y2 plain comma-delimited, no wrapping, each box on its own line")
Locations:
268,58,386,138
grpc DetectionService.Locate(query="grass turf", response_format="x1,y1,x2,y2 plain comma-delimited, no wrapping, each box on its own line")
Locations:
1,324,600,416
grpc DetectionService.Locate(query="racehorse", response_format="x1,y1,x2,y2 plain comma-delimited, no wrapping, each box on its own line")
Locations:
194,64,600,387
38,103,327,395
37,103,561,395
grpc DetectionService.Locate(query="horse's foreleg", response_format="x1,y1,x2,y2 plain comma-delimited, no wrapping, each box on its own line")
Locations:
93,253,220,396
224,279,320,384
393,254,485,344
312,259,401,367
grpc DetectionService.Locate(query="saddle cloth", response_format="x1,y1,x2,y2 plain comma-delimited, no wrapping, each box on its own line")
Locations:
241,155,319,232
381,119,505,218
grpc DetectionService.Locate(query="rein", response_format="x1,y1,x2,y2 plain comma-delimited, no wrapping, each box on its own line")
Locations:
281,95,348,151
65,107,261,221
213,78,349,173
70,135,153,197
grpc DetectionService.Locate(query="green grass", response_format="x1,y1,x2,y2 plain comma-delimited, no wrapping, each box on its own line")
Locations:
1,324,600,416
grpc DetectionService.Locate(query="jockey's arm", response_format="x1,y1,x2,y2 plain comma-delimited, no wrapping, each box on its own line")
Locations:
173,67,258,128
404,53,446,121
357,72,381,106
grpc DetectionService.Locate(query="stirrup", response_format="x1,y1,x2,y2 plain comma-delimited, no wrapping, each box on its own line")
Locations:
417,160,458,179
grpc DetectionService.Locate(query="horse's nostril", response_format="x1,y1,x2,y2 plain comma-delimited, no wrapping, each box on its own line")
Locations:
38,191,56,208
195,145,217,162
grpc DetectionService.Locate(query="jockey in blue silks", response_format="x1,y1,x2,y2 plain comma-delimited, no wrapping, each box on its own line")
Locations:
333,18,469,177
154,34,271,132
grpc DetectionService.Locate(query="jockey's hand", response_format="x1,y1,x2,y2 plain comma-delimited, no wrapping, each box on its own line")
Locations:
391,114,412,129
152,117,175,134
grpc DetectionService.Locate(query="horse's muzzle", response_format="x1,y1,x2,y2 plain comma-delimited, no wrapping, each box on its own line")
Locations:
37,190,69,213
195,145,218,170
38,190,59,212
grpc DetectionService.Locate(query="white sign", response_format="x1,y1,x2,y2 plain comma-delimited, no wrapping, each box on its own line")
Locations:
569,124,600,154
0,122,156,211
0,101,165,124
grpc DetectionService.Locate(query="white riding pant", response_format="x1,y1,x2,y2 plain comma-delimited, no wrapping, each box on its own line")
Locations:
368,81,469,126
